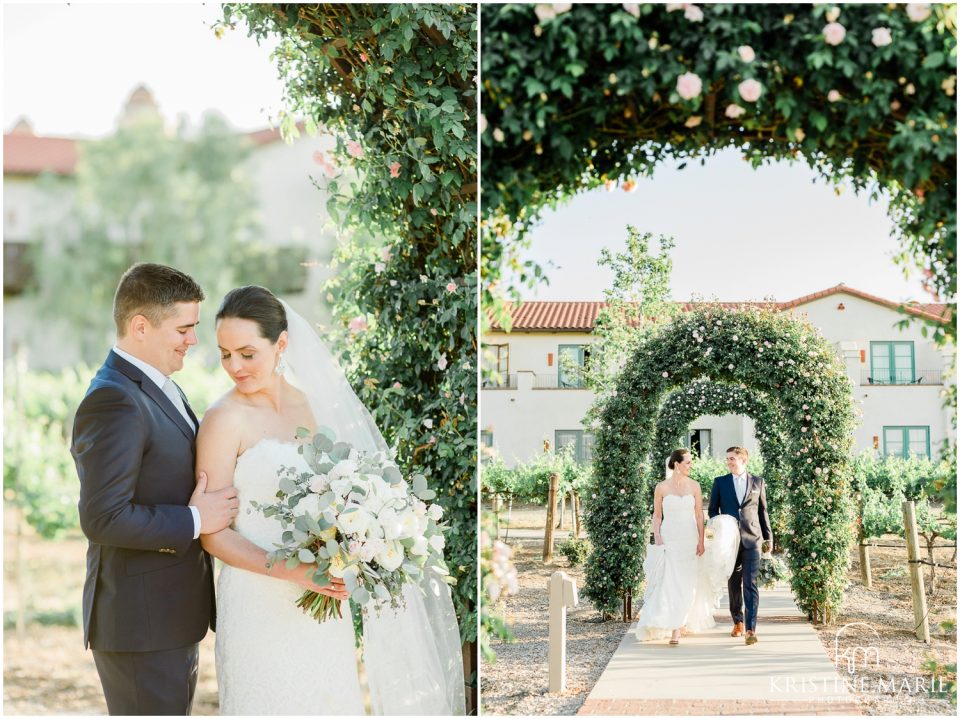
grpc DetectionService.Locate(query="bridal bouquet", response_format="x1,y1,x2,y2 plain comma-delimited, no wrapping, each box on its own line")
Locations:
251,426,450,623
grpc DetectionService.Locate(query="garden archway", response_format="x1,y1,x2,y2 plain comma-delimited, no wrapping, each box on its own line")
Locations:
652,378,792,541
585,305,857,624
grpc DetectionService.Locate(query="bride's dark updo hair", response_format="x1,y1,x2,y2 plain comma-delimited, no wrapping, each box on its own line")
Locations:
216,286,288,343
667,448,691,469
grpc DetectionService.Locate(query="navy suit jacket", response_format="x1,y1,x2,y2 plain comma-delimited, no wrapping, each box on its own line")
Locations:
72,350,215,651
707,472,772,550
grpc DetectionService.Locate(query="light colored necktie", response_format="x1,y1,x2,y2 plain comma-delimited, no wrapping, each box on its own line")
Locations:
736,475,745,504
162,378,195,433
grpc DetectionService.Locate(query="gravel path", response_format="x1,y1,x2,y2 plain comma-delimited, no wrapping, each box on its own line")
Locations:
481,538,629,716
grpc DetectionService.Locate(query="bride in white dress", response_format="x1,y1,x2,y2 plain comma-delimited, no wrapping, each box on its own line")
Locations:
635,449,740,644
196,286,464,715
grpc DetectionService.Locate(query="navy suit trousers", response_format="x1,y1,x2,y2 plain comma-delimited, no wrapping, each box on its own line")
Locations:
728,543,761,630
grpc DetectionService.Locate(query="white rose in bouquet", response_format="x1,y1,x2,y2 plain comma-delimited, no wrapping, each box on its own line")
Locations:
328,459,359,481
376,540,405,571
411,536,430,556
338,504,371,535
294,492,324,519
427,503,444,521
399,510,423,539
360,537,386,563
330,477,354,498
309,474,330,493
429,534,446,552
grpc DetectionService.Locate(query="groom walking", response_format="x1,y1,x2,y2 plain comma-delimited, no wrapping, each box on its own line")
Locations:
72,263,239,714
708,446,772,646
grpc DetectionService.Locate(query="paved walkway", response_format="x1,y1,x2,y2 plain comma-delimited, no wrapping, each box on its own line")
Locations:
578,585,862,715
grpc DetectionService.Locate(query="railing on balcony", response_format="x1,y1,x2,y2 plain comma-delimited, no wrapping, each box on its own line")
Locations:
533,372,588,389
481,373,517,390
861,369,943,386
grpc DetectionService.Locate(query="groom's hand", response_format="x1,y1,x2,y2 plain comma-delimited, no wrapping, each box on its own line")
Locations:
191,472,240,534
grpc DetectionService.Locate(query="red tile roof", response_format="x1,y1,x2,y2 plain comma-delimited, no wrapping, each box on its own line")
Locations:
489,284,952,331
3,134,78,176
3,122,304,176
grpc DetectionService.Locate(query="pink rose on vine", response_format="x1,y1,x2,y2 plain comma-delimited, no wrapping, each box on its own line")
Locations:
346,140,364,158
348,316,368,332
738,79,762,102
676,72,702,100
871,27,893,47
823,22,846,46
313,151,337,178
389,162,401,178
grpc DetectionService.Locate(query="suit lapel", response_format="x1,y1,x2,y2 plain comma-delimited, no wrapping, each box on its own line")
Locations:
726,474,739,510
106,351,195,442
141,381,196,441
739,473,754,508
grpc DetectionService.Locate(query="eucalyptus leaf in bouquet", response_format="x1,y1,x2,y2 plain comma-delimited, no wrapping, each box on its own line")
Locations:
250,426,451,623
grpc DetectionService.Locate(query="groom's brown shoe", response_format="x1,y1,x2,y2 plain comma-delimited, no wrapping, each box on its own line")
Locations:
731,621,744,637
745,630,758,645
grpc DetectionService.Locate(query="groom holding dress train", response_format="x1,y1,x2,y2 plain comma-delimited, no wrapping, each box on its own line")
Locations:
708,446,772,646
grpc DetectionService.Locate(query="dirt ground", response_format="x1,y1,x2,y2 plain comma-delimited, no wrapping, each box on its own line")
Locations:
481,502,957,716
3,508,219,715
815,542,957,716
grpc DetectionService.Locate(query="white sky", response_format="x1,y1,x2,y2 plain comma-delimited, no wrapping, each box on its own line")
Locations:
2,2,285,137
512,148,934,305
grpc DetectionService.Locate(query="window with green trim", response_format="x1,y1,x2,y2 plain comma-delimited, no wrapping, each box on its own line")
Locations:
481,430,494,462
555,429,594,464
882,426,930,458
870,341,915,384
558,344,589,388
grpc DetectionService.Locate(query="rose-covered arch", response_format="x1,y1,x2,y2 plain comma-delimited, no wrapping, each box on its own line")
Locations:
481,3,956,338
584,305,858,624
651,378,791,543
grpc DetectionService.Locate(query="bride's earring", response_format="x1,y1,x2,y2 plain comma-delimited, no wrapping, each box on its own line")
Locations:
275,353,287,376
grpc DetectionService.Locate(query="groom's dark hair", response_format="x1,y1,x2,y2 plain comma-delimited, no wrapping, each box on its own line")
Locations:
114,263,205,336
726,446,749,459
216,285,288,343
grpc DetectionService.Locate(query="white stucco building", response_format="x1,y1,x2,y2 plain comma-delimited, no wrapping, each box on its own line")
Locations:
481,285,954,467
3,85,340,369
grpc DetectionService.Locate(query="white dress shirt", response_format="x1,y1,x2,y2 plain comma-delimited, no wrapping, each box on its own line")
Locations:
112,346,201,539
733,472,747,505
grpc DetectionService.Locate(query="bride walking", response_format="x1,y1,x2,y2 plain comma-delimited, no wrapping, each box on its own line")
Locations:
635,449,739,644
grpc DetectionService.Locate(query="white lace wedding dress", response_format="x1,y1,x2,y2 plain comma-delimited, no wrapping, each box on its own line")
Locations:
215,439,365,715
634,494,740,641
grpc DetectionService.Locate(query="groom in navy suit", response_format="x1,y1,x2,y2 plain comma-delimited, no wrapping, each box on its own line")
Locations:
708,446,772,646
72,263,239,714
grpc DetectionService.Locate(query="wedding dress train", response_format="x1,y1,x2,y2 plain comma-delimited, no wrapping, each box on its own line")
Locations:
634,494,740,640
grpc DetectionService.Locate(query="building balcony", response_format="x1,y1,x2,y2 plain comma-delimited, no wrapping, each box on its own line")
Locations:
860,369,943,386
481,372,517,390
533,373,588,390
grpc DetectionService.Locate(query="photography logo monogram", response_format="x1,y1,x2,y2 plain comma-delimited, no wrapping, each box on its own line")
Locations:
834,622,881,674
